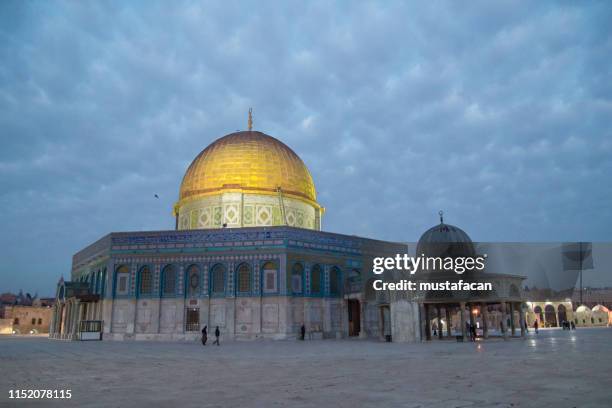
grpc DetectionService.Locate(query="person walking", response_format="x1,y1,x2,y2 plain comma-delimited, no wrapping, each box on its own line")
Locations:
213,326,220,345
300,324,306,341
201,325,208,346
534,320,539,334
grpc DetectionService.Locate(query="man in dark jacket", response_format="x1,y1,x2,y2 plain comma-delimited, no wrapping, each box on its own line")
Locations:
300,324,306,340
213,326,220,345
201,326,207,346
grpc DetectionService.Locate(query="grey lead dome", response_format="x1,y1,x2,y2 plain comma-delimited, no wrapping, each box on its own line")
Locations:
416,213,476,258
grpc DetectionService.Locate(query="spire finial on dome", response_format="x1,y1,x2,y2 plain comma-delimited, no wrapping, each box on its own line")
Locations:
439,210,444,224
248,108,253,131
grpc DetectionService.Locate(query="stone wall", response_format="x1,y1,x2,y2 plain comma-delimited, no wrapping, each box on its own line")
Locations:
104,296,347,341
4,305,52,334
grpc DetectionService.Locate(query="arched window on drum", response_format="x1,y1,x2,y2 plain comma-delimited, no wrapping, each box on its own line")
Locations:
186,265,200,297
329,267,341,296
310,264,322,295
211,264,226,295
162,265,176,296
115,265,130,296
138,266,153,296
237,263,251,293
291,263,303,294
262,262,277,293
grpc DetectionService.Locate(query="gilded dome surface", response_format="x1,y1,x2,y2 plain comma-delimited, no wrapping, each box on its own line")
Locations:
179,131,317,205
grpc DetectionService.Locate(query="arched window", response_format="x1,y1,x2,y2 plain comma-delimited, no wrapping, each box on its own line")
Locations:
533,305,543,322
211,264,225,295
291,263,304,294
115,265,130,296
186,265,200,297
311,264,322,295
162,265,176,296
329,267,340,295
544,305,557,327
263,261,277,293
139,266,153,295
237,263,251,293
557,304,567,324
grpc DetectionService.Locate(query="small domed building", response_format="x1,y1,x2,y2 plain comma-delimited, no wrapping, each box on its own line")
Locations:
410,212,527,340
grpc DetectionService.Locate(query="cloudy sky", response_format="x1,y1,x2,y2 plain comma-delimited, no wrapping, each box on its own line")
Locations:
1,1,611,295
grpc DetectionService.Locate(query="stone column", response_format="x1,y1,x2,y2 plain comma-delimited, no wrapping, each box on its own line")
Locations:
341,299,349,338
436,305,443,339
459,302,466,341
500,302,508,340
65,301,72,338
68,301,75,338
61,302,69,337
424,304,431,341
510,303,516,336
49,305,56,336
519,303,526,337
74,300,82,339
359,301,366,338
445,306,452,337
481,303,489,339
468,303,476,336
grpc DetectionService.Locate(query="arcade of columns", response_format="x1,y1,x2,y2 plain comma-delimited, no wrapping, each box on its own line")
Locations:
424,301,527,341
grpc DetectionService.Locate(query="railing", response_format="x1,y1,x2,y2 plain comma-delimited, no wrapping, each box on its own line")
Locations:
79,320,103,341
185,322,200,332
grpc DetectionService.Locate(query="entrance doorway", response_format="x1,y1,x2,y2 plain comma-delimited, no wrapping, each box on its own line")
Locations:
348,299,361,336
380,305,391,340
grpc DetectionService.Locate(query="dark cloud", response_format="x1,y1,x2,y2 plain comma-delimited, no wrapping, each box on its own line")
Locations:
1,0,611,295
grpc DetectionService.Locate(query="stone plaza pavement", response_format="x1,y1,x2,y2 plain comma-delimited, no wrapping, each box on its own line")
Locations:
1,328,611,408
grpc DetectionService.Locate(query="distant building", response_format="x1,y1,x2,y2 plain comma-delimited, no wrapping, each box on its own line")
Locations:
523,287,612,328
0,292,55,334
2,304,53,334
571,288,612,309
0,292,20,319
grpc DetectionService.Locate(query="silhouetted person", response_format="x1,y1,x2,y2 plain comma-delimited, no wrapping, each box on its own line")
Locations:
201,325,208,346
300,324,306,340
534,320,539,334
571,321,576,330
213,326,220,345
470,323,477,341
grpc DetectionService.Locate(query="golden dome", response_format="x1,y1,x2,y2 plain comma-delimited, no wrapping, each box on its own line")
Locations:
178,131,318,206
